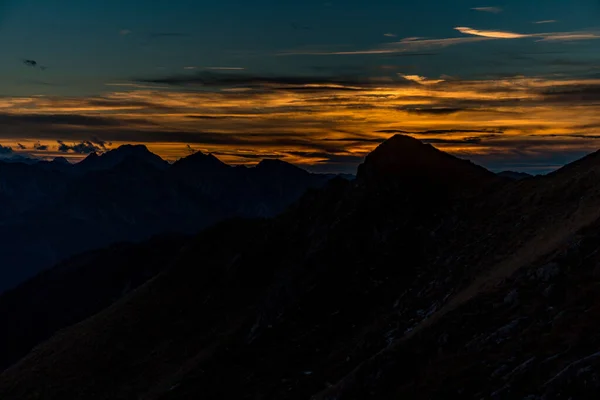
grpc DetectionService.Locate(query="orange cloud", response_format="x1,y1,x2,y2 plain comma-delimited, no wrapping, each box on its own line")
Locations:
456,26,600,43
2,74,600,171
400,74,445,85
455,26,530,39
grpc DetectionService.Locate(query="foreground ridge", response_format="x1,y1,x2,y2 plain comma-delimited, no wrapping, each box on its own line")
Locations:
3,135,600,398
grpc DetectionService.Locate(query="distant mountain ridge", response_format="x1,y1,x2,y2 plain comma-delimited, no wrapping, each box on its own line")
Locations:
7,134,600,400
74,145,169,173
0,146,344,292
497,170,533,180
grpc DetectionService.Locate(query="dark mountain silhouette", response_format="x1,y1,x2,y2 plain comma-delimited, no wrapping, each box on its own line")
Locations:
0,162,69,218
168,151,334,218
0,154,39,165
498,170,533,180
52,156,70,165
0,146,338,292
357,134,495,187
35,157,73,172
171,150,228,171
4,134,600,399
0,234,186,372
74,144,169,173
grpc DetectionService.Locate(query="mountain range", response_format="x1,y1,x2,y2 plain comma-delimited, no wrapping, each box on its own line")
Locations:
2,135,600,398
0,146,344,293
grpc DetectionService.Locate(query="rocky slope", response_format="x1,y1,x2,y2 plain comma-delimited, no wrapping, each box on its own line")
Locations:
2,135,600,399
0,234,186,372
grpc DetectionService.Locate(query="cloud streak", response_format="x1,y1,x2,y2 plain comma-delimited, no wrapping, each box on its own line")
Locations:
456,26,600,42
471,7,502,13
57,140,103,154
400,74,445,85
1,72,600,172
22,59,47,70
205,67,246,71
455,26,529,39
282,26,600,57
137,71,384,89
537,33,600,42
34,142,48,151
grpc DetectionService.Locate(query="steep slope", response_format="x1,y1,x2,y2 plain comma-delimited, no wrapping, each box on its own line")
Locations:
0,218,271,400
0,135,505,398
316,216,600,399
357,134,495,189
6,135,600,399
312,144,600,399
0,234,186,372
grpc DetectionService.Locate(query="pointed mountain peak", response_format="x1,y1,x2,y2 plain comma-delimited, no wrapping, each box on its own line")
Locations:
111,144,152,155
357,134,495,187
253,159,311,182
364,134,441,163
52,157,71,165
81,152,99,162
75,144,167,173
377,133,429,149
183,151,225,164
256,158,305,173
172,151,229,171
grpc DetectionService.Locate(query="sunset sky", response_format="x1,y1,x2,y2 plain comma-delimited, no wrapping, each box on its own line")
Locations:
1,0,600,173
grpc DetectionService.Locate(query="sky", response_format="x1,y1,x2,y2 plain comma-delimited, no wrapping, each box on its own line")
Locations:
1,0,600,173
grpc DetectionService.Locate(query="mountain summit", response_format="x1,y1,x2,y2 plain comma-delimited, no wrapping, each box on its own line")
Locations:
52,157,71,165
172,151,229,172
75,145,168,173
357,134,495,193
255,158,310,178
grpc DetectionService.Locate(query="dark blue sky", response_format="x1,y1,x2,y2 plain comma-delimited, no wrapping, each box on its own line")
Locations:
1,0,598,95
0,0,600,173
